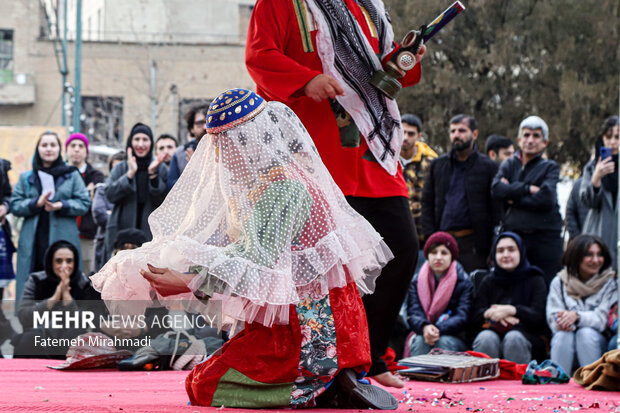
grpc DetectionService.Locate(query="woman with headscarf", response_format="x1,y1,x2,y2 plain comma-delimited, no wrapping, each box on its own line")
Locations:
472,231,548,364
10,131,91,301
580,116,619,266
91,89,397,409
405,231,473,356
547,234,617,374
103,123,167,261
12,240,99,358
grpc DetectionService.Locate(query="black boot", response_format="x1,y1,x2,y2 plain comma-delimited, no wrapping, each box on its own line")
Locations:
316,369,398,410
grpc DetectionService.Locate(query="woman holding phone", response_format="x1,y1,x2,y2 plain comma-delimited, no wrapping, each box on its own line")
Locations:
580,116,619,265
10,131,91,301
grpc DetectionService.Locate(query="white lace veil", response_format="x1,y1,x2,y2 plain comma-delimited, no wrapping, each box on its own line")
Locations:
91,89,392,330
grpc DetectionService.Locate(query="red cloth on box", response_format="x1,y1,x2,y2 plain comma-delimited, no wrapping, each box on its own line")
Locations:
381,347,408,372
467,350,528,380
246,0,422,198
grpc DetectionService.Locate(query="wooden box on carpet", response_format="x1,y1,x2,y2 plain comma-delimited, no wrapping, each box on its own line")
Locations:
398,353,500,383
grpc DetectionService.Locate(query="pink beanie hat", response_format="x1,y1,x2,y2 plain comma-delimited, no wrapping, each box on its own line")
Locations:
66,133,89,153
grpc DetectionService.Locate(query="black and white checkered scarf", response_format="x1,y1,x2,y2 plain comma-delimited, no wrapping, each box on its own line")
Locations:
305,0,403,175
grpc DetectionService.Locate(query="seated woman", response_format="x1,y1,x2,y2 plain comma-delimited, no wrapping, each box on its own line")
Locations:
92,89,396,409
12,240,99,358
547,234,617,374
405,231,473,356
472,232,548,364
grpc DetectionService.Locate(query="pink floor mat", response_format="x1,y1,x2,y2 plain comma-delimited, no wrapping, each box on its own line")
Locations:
1,359,618,412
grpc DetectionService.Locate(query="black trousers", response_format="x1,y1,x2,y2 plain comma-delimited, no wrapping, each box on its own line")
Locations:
346,196,419,376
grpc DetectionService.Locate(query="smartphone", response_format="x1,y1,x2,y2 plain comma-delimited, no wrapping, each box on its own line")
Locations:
600,146,613,161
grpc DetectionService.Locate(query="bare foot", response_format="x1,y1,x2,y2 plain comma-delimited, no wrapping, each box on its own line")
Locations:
370,371,405,388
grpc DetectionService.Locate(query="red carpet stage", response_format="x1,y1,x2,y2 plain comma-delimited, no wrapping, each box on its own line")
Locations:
1,359,618,412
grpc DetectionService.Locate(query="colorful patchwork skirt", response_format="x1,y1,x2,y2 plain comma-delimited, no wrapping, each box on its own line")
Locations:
185,281,370,407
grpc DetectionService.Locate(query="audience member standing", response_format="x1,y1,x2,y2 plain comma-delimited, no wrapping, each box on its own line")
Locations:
491,116,563,284
421,114,499,272
103,123,167,261
245,0,427,389
565,176,589,240
10,131,90,300
405,232,472,356
547,234,617,374
65,133,105,274
485,134,514,164
92,151,126,272
155,134,178,167
580,116,619,266
399,114,437,256
472,232,548,364
167,105,207,189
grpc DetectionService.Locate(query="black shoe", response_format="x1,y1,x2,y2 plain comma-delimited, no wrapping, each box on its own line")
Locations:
316,369,398,410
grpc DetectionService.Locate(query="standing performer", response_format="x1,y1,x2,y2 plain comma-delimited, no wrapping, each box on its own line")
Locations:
245,0,426,387
92,89,398,409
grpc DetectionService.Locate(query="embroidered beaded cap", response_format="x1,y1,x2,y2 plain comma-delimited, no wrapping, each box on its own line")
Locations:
206,88,266,133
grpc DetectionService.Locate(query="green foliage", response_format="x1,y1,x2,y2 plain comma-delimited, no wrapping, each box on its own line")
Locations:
387,0,619,169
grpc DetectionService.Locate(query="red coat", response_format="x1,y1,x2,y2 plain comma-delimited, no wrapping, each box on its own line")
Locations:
246,0,422,198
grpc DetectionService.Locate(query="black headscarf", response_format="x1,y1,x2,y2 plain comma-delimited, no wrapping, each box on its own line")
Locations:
33,240,90,300
113,228,148,250
125,123,154,222
490,231,545,305
32,134,76,180
125,123,154,171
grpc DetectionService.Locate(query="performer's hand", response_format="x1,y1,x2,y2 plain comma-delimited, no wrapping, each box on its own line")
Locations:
529,185,540,194
303,74,345,102
414,44,426,63
140,264,195,296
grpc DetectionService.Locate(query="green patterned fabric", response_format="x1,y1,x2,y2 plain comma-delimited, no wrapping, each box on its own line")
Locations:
193,179,313,298
212,368,294,408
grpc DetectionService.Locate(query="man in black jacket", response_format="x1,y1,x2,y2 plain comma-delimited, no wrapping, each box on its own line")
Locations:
491,116,563,284
65,133,105,275
422,114,500,272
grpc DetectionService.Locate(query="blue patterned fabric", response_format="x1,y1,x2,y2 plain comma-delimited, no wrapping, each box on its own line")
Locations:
206,88,266,133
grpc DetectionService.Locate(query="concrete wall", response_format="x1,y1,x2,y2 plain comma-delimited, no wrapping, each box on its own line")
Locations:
0,0,256,145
